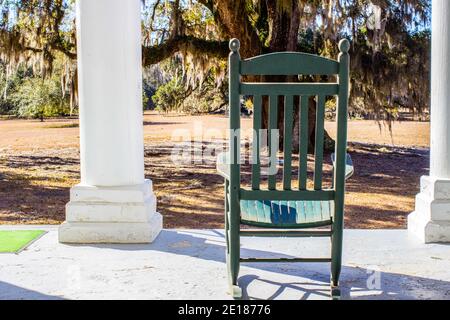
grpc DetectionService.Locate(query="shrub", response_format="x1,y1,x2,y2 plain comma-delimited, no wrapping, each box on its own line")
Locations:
151,78,185,113
10,76,70,120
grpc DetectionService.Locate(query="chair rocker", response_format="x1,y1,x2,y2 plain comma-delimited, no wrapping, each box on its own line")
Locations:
217,38,352,299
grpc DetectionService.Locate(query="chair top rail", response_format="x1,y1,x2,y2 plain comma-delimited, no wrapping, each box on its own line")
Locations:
240,52,339,76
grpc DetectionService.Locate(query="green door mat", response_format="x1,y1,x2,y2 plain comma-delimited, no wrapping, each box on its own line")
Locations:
0,230,46,253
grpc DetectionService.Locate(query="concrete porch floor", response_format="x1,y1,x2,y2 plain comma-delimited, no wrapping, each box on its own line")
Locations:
1,226,450,300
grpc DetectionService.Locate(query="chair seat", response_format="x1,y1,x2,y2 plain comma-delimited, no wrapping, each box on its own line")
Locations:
240,200,333,228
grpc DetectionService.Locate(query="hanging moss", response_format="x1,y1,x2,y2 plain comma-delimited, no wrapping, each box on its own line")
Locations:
0,0,431,119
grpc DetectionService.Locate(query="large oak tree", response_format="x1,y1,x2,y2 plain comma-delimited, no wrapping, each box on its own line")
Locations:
0,0,431,150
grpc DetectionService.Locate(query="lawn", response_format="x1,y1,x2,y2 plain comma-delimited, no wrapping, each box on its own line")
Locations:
0,112,429,229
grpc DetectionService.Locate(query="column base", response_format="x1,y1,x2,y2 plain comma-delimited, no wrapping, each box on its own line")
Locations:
59,179,163,244
408,176,450,243
59,216,162,244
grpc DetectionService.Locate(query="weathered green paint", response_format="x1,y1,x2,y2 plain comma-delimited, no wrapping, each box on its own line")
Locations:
240,189,335,201
330,39,350,290
268,95,278,190
314,95,326,190
218,38,351,300
252,95,262,190
283,96,294,190
240,52,339,76
227,39,241,297
240,199,333,226
299,96,309,190
224,178,230,253
240,219,333,229
240,83,338,96
240,229,332,237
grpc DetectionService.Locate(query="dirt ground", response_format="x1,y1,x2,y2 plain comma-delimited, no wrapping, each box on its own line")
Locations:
0,112,429,229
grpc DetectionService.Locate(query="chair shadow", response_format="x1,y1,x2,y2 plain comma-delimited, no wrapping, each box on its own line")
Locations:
0,281,65,300
69,229,450,300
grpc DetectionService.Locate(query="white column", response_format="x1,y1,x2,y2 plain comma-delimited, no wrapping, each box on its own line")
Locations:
408,0,450,243
59,0,162,243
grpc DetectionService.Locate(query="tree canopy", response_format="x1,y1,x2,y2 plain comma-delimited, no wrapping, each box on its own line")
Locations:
0,0,431,120
140,0,431,118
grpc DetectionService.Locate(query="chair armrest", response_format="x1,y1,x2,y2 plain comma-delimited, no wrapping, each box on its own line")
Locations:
216,152,230,180
331,153,354,180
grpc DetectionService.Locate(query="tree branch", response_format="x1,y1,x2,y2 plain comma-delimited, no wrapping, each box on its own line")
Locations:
142,35,229,66
148,0,162,32
20,42,77,60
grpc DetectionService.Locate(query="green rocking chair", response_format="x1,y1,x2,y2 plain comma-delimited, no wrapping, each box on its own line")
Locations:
217,38,353,299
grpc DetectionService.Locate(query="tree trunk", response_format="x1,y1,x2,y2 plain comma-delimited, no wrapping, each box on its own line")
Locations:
148,0,336,153
204,0,262,58
258,1,334,153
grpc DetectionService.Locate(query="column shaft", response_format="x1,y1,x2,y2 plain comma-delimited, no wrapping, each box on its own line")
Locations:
430,0,450,178
77,0,144,186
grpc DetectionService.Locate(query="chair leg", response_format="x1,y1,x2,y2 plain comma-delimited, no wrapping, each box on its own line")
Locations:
225,179,242,299
224,179,230,249
226,239,242,299
227,218,241,299
330,225,343,300
226,251,242,299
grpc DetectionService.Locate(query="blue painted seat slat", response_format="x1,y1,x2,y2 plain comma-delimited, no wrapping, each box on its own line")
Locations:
240,200,333,228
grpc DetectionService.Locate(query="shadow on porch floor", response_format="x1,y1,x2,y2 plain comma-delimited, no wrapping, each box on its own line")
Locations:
1,227,449,300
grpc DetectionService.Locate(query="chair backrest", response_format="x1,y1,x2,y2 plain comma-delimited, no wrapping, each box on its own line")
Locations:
228,38,350,202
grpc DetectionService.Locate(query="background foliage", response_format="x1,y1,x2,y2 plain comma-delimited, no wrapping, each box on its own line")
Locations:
0,0,431,120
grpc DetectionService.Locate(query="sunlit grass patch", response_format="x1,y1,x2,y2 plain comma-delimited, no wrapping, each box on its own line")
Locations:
0,230,46,253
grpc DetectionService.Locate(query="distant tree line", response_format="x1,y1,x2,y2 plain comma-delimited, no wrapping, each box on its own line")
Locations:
0,0,431,132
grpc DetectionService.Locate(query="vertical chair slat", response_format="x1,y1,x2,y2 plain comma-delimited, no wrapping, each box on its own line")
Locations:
283,95,294,190
313,95,326,190
252,95,262,190
299,96,309,190
268,95,278,190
